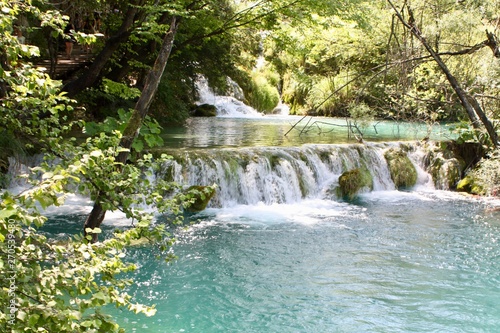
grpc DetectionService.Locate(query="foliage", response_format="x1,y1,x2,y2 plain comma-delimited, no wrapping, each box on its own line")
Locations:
0,0,76,180
261,0,500,132
263,3,384,116
149,72,194,126
0,111,199,331
247,70,280,113
465,150,500,196
1,0,499,330
183,185,217,212
0,130,26,187
0,160,173,332
0,2,210,331
349,103,377,127
383,0,500,125
84,109,164,155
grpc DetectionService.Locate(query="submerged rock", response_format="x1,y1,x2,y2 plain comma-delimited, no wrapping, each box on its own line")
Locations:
337,167,373,200
384,148,417,189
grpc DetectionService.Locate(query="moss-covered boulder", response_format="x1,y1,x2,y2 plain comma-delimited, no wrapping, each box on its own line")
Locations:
337,168,373,200
456,175,485,195
191,104,217,117
419,141,489,191
185,185,216,212
422,141,467,190
384,148,417,189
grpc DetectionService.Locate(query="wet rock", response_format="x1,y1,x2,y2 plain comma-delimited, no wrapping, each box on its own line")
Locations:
337,168,373,200
191,104,217,117
384,148,417,189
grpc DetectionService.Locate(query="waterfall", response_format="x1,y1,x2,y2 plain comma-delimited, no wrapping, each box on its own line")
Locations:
195,76,263,117
4,141,461,211
157,142,439,208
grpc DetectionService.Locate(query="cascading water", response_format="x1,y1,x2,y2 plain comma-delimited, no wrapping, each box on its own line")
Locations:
158,142,434,208
195,76,263,117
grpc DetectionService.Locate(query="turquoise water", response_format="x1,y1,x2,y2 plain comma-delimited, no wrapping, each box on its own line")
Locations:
161,116,455,148
38,116,495,332
94,191,500,333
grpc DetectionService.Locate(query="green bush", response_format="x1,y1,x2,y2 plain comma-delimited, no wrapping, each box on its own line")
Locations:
465,151,500,196
247,72,280,113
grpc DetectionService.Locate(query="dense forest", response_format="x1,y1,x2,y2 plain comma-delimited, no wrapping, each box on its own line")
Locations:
0,0,499,331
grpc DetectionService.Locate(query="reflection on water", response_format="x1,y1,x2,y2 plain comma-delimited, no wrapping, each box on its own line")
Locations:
161,116,455,149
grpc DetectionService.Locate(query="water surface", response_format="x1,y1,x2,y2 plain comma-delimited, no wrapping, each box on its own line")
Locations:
96,191,500,333
39,115,495,332
161,116,454,149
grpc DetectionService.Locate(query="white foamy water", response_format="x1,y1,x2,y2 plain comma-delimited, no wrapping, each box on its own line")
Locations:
195,76,263,118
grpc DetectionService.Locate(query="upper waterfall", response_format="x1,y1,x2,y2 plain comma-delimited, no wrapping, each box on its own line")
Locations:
195,76,263,118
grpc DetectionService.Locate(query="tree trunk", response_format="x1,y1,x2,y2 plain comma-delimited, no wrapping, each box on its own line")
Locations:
45,28,58,79
62,6,139,98
387,0,499,147
83,16,180,242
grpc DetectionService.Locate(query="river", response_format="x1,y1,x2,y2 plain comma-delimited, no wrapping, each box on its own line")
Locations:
38,113,500,332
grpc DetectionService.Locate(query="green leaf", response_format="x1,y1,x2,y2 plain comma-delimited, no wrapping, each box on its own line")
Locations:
28,313,40,326
0,208,16,219
85,227,102,234
36,194,55,209
17,310,27,321
132,140,144,152
93,291,111,303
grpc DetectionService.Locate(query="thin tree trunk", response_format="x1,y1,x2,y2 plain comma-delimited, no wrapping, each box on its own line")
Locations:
83,16,180,242
387,0,499,147
46,29,58,79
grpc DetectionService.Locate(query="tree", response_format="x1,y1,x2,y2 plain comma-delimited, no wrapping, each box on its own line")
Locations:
259,1,387,116
387,0,499,147
62,2,141,98
0,2,184,331
83,15,180,242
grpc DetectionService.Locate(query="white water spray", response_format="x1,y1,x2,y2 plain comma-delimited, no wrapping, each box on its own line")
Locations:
195,76,263,118
158,142,438,208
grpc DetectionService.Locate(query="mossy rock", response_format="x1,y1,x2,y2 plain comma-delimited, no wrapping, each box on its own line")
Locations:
185,185,216,212
384,148,417,189
191,104,217,117
337,167,373,200
456,175,485,195
435,158,462,189
425,151,464,190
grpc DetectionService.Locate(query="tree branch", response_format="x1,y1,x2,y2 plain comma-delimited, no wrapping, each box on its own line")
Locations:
485,30,500,58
